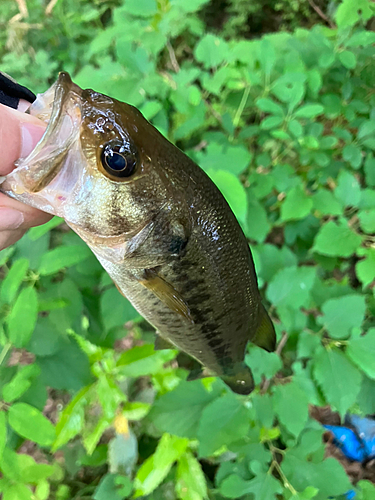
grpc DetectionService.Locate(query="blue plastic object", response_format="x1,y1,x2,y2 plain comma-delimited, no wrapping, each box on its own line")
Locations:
345,490,356,500
345,414,375,460
323,425,367,462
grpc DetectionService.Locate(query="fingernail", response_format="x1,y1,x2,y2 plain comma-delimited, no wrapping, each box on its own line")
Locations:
0,208,24,230
21,122,46,158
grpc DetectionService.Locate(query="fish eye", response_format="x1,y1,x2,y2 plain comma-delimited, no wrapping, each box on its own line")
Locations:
101,140,137,179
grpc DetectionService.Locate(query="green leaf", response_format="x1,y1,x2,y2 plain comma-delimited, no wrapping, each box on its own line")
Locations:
260,116,283,130
0,258,29,304
259,39,276,76
358,209,375,233
246,198,270,243
334,171,361,207
38,245,91,275
364,154,375,186
194,34,229,68
343,144,362,169
266,266,315,310
134,434,189,497
94,474,133,500
256,98,284,115
219,472,283,499
1,482,33,500
116,344,177,377
0,412,6,460
198,394,250,456
313,348,361,415
312,220,362,257
294,104,324,118
312,190,342,216
28,217,63,241
100,287,139,330
317,294,367,339
194,142,253,177
8,402,55,446
120,0,157,17
281,185,313,221
282,453,352,497
148,380,221,439
336,0,373,28
207,170,248,224
356,248,375,287
176,452,207,500
338,50,357,69
7,287,38,348
273,381,309,437
347,329,375,380
2,364,40,403
53,385,92,451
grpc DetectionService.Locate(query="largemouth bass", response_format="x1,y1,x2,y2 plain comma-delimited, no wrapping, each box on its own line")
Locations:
1,73,276,394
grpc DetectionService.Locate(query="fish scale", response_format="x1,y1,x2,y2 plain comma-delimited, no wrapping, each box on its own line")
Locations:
1,72,276,394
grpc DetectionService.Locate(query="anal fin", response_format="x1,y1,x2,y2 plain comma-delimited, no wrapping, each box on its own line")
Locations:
252,304,276,352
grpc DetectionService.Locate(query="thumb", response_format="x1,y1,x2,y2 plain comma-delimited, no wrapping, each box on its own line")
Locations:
0,103,46,176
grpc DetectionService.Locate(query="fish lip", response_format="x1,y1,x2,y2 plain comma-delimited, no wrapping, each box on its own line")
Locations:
5,72,82,195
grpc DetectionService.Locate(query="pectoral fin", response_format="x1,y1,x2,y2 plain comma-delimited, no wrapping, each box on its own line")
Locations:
252,305,276,352
140,270,193,324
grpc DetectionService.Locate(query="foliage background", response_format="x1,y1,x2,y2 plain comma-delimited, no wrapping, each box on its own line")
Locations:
0,0,375,498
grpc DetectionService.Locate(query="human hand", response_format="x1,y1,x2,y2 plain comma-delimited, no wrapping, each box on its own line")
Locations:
0,101,51,251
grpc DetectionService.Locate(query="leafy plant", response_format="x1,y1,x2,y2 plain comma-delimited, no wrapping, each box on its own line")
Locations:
1,0,375,498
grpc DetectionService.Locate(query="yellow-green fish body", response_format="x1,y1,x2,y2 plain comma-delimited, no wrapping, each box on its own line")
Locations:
1,73,276,394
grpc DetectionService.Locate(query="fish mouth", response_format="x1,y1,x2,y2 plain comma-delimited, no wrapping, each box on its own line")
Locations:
2,72,82,198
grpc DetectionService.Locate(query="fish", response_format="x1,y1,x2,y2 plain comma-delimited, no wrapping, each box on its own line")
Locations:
0,72,276,395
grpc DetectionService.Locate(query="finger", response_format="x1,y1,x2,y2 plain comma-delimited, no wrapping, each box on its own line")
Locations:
0,228,26,251
0,193,52,230
0,103,46,175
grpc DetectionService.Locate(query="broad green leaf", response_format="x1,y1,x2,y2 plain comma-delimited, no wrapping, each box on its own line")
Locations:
280,185,313,221
256,98,284,116
2,364,40,403
334,171,361,207
246,198,270,242
356,248,375,287
28,217,64,241
198,394,250,456
336,0,373,28
317,294,367,339
266,266,315,310
7,287,38,348
282,453,352,497
273,381,309,437
259,39,276,76
207,170,248,224
338,50,357,69
38,245,91,275
0,412,6,459
121,402,151,421
294,104,324,118
0,258,29,304
176,452,207,500
100,287,139,330
312,220,362,257
116,344,177,377
194,34,229,68
134,434,189,497
119,0,157,16
1,483,33,500
364,154,375,186
343,144,362,169
94,474,132,500
312,190,342,216
196,142,252,176
148,380,221,439
358,209,375,233
347,329,375,380
8,402,55,446
313,348,361,415
245,347,282,385
219,472,283,499
260,116,283,130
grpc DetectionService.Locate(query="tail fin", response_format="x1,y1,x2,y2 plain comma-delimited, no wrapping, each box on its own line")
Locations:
252,304,276,352
222,363,255,395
